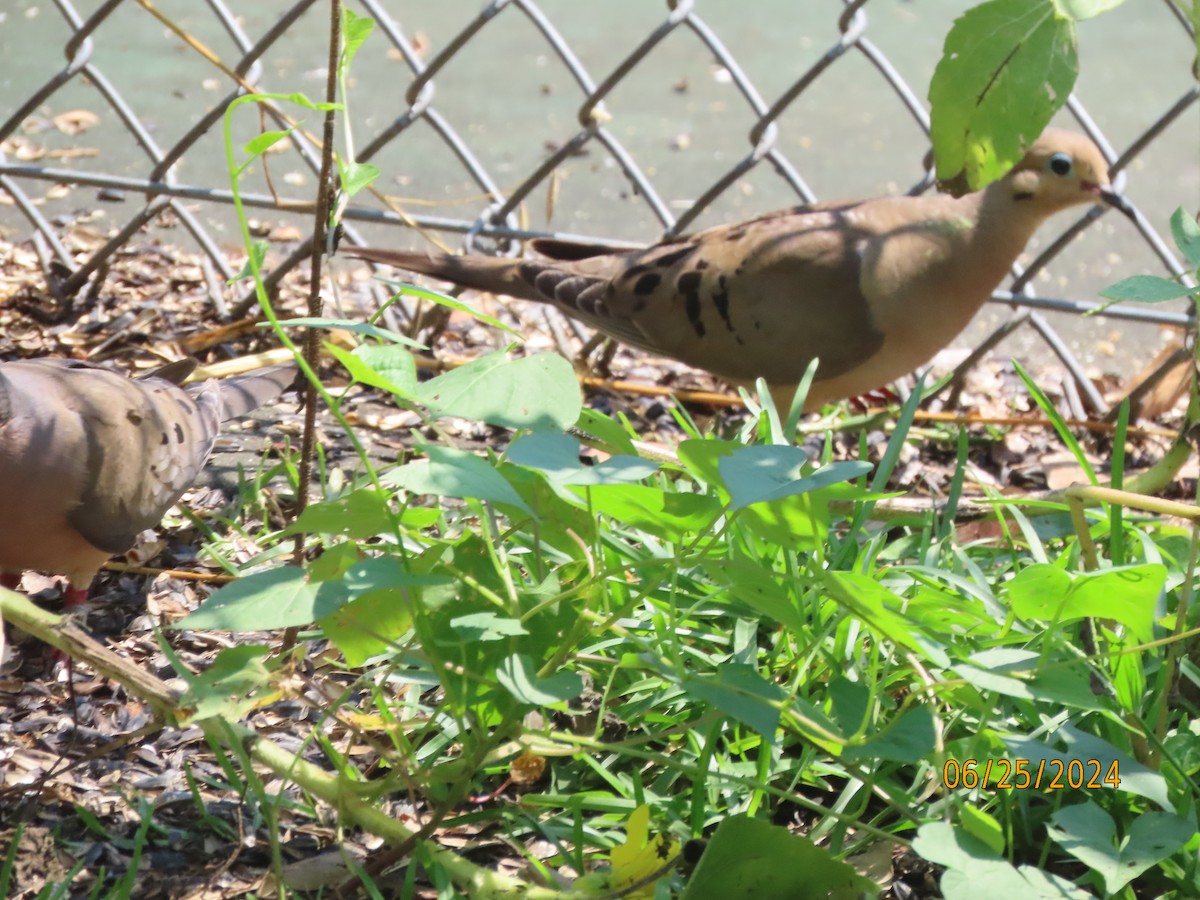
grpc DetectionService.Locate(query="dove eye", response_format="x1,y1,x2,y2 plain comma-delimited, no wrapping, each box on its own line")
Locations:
1046,153,1073,177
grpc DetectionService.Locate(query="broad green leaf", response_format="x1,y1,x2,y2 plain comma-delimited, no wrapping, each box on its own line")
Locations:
942,861,1092,899
1054,0,1127,18
340,557,454,594
585,483,721,535
736,482,873,549
177,565,344,630
681,816,878,900
507,433,660,486
682,664,784,740
320,588,414,666
676,437,740,493
326,343,416,397
1005,729,1170,807
575,406,638,455
1170,206,1200,267
338,161,379,197
350,342,418,395
1099,274,1197,303
496,654,583,705
339,8,375,74
1006,563,1163,643
1048,802,1194,895
954,650,1101,710
417,350,580,431
178,645,274,722
843,706,936,764
823,572,944,659
826,677,869,736
284,488,397,538
718,445,871,510
384,445,532,514
702,558,812,633
450,612,529,641
930,0,1077,188
914,823,1093,900
960,805,1006,857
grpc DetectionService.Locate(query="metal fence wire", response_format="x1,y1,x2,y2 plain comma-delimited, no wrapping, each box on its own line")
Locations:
1,0,1197,416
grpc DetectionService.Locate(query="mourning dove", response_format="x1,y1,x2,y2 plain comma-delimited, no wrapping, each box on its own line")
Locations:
0,358,296,606
345,128,1133,411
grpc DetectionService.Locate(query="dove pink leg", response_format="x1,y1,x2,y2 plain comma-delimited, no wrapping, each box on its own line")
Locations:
849,387,902,413
63,584,91,608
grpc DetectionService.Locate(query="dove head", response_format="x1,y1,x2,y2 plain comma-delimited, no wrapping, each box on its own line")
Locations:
1005,127,1133,219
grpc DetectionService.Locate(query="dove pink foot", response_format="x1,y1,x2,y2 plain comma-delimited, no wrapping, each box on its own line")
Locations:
849,387,902,413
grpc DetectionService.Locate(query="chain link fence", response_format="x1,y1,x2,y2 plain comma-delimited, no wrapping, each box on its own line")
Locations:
1,0,1197,415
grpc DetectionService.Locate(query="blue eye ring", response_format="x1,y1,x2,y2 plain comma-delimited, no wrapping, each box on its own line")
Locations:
1047,153,1073,177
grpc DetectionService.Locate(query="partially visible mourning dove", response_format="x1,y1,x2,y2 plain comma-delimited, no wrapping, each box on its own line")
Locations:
345,128,1133,411
0,358,296,606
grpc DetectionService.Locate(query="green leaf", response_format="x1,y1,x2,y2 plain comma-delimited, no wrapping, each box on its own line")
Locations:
681,816,878,900
824,572,947,661
339,7,375,74
284,488,397,538
930,0,1077,188
341,557,454,594
1005,729,1170,807
384,445,532,514
676,437,740,492
1048,802,1194,895
507,433,660,486
228,240,269,283
450,612,529,641
375,279,523,338
243,129,294,157
585,483,721,536
1170,206,1200,268
718,446,871,510
1099,274,1197,303
737,482,871,549
960,805,1006,857
327,342,417,397
350,342,418,396
702,558,812,632
338,160,379,198
178,645,275,722
914,823,1094,900
574,406,638,455
320,588,414,667
417,350,581,431
843,706,936,764
1053,0,1127,19
177,566,345,630
1006,563,1163,643
495,654,583,705
954,649,1102,710
271,316,426,348
682,664,784,740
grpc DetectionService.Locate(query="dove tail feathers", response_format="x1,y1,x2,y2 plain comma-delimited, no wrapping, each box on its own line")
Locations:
344,246,538,301
205,364,297,422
